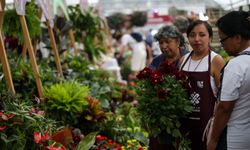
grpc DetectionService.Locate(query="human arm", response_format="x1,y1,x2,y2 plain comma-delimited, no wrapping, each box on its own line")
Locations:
211,55,225,88
207,100,235,150
207,60,243,150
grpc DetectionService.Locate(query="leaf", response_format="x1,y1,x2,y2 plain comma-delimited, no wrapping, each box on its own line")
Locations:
51,128,73,146
76,132,98,150
1,134,10,143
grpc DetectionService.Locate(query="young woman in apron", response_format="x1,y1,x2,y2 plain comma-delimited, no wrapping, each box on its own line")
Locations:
180,20,224,150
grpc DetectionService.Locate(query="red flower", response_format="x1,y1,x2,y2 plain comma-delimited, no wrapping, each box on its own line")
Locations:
1,114,8,121
159,60,176,75
7,113,15,119
174,71,187,81
157,89,168,99
138,147,143,150
96,135,108,142
46,146,65,150
136,67,152,79
0,126,7,131
150,70,163,85
34,131,50,143
34,131,42,143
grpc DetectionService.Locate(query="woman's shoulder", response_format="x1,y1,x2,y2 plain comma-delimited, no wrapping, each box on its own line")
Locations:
211,50,223,62
148,54,165,69
211,50,219,58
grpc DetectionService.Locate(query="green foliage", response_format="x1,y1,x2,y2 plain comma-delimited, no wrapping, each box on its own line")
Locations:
68,6,105,62
136,76,192,135
100,102,148,146
136,66,193,149
0,90,57,150
76,132,98,150
0,55,37,100
0,53,61,100
3,1,41,43
106,12,124,30
43,81,89,125
65,55,114,109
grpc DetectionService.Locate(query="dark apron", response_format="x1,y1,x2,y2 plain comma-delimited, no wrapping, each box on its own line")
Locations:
180,51,216,150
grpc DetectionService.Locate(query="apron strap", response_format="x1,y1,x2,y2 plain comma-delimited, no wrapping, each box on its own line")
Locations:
180,51,193,70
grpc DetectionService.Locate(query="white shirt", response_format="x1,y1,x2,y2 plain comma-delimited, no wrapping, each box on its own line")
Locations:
220,47,250,149
181,51,218,96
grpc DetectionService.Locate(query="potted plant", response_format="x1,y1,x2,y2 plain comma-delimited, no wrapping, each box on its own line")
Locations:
135,61,193,149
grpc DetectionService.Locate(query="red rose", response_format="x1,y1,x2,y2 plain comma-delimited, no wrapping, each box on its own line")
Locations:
150,70,163,85
136,67,152,79
159,60,176,75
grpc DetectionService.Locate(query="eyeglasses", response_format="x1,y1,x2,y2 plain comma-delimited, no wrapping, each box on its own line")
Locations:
220,35,232,43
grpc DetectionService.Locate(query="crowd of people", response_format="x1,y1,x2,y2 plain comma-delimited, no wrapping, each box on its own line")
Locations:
100,10,250,150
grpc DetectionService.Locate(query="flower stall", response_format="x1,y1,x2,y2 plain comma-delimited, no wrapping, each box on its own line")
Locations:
0,0,206,150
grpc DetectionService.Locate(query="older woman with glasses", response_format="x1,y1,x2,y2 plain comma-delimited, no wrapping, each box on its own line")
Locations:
207,11,250,150
180,20,225,150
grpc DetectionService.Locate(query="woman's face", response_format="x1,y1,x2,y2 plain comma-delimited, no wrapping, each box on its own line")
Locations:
158,37,180,58
188,24,211,53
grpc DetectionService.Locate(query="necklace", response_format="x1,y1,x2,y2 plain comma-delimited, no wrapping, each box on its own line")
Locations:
187,56,204,71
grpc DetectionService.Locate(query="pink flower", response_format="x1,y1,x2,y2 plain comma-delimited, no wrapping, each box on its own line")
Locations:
46,146,65,150
34,131,42,143
34,131,50,143
1,114,8,121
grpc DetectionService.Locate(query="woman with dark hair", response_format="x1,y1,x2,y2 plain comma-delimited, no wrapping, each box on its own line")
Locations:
148,25,188,70
180,20,225,150
207,11,250,150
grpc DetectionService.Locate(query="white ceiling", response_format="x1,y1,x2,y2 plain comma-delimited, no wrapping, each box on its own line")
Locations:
5,0,250,13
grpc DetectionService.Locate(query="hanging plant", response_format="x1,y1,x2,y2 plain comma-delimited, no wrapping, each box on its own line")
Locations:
68,6,106,62
131,11,147,27
3,0,41,44
106,12,125,30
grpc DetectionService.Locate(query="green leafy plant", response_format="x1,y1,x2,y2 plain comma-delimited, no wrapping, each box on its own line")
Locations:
43,81,89,125
106,12,124,30
135,61,193,149
0,90,58,150
131,11,147,27
3,0,41,43
76,132,98,150
68,6,106,62
0,53,61,100
99,102,148,146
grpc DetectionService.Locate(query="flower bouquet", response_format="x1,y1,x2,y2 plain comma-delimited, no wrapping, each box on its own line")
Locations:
135,61,193,149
